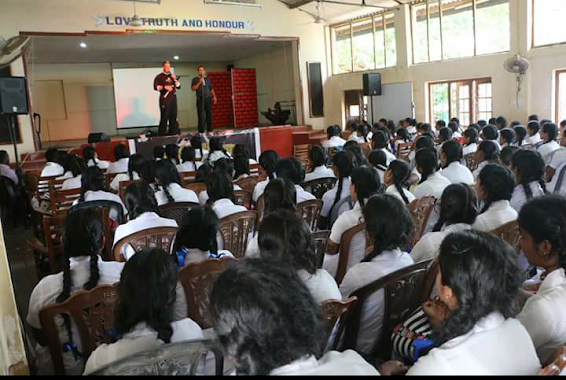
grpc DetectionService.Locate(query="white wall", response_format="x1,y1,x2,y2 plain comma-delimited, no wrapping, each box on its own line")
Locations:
0,0,328,157
234,44,297,125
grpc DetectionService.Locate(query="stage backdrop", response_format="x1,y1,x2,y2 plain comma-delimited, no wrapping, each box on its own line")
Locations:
112,67,172,129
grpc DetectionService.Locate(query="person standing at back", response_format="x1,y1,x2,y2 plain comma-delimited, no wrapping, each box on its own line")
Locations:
191,65,217,135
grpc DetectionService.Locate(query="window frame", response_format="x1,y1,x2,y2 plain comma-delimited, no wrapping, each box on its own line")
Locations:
330,11,397,75
532,0,566,49
428,77,492,125
410,0,509,65
557,69,566,124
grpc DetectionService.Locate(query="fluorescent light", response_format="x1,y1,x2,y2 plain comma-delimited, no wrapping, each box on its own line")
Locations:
173,55,180,60
79,42,87,48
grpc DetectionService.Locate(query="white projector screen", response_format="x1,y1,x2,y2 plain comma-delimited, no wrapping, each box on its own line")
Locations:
112,67,171,129
367,82,414,124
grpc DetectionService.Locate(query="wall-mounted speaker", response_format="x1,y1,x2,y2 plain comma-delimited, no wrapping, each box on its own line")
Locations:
0,77,29,114
88,133,110,143
363,73,382,96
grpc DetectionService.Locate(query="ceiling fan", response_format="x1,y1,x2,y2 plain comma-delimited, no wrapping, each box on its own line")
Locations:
297,1,329,25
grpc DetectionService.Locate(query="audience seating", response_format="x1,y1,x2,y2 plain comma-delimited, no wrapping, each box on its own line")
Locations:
183,182,207,197
302,177,337,200
113,227,178,262
118,179,143,201
321,296,358,350
406,196,436,250
178,257,237,330
313,230,331,269
420,259,440,304
218,211,258,258
89,338,225,376
38,283,120,375
491,220,521,253
179,171,197,186
68,200,125,261
296,199,323,231
340,260,433,361
255,194,265,216
538,346,566,376
234,175,266,193
104,173,123,191
464,153,480,172
158,202,199,225
26,214,66,274
233,190,253,210
49,187,81,216
335,223,371,285
396,142,414,162
293,144,311,172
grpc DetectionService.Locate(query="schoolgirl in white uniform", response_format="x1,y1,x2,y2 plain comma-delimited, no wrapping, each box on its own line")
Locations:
274,157,316,204
153,159,198,206
106,144,130,174
472,140,501,183
27,209,125,375
82,146,110,170
61,155,88,191
538,123,561,165
413,148,451,199
322,125,346,150
206,171,247,220
304,145,335,183
203,137,232,164
384,160,416,205
319,151,353,230
176,146,203,173
110,153,145,192
252,150,280,202
509,149,546,212
462,128,479,156
439,141,474,186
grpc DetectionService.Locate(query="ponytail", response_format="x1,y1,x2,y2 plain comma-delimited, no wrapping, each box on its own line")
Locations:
328,151,353,216
395,182,410,205
162,184,175,204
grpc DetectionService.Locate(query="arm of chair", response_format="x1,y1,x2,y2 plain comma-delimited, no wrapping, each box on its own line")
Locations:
26,238,48,255
31,326,48,347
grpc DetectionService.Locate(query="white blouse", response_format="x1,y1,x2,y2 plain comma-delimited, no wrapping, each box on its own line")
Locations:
155,183,198,206
385,185,416,204
538,141,561,165
413,172,451,199
304,165,335,183
198,185,242,205
110,172,140,192
517,268,566,364
62,175,82,190
407,313,541,376
472,160,488,182
176,161,203,173
298,269,341,304
440,161,474,185
295,184,316,203
83,318,203,375
323,202,365,278
321,177,351,218
548,161,566,195
525,133,542,146
71,190,128,220
204,150,231,163
380,148,396,165
510,182,545,212
211,198,247,220
462,143,477,157
323,136,347,149
472,200,518,232
268,351,379,376
40,162,65,178
113,212,178,261
339,249,414,355
549,148,566,170
253,178,270,202
87,158,110,169
411,223,471,263
106,157,129,174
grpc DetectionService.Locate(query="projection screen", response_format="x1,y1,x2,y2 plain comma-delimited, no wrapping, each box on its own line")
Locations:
112,67,172,129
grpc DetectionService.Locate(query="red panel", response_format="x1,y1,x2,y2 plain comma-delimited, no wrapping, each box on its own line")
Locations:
208,72,234,128
232,68,259,128
259,125,294,158
79,138,128,162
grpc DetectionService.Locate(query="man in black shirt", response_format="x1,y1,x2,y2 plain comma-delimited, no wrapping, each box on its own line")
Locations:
191,65,217,134
153,61,181,136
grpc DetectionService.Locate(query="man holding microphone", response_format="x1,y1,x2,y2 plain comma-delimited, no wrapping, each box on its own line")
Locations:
191,65,217,135
154,61,181,136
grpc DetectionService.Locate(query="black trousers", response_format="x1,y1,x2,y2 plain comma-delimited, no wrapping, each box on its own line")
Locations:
197,97,213,133
159,94,179,136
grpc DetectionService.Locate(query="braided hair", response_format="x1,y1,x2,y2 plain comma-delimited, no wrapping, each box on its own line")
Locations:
82,146,97,167
477,164,515,214
127,154,147,181
351,165,382,209
79,166,105,203
476,140,500,165
416,148,440,184
308,145,327,170
387,160,411,205
527,121,541,137
259,150,280,180
124,181,159,220
432,183,478,232
511,149,547,201
191,135,204,159
165,144,180,165
155,159,181,204
518,195,566,271
174,206,220,255
209,137,232,160
441,140,463,168
499,128,516,146
344,140,368,167
362,194,413,263
514,125,528,146
328,151,353,216
542,123,559,144
180,146,198,171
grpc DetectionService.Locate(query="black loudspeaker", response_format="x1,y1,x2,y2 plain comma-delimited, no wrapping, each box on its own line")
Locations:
88,133,110,143
363,73,382,96
0,77,28,114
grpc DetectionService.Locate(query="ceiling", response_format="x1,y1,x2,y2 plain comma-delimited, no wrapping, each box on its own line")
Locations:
278,0,411,24
27,34,292,64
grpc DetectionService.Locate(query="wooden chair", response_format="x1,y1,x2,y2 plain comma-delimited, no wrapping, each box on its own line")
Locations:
179,171,197,186
158,202,200,225
321,296,358,350
234,175,265,193
340,260,433,361
250,162,261,175
38,283,120,375
313,230,331,269
405,196,436,250
89,338,225,376
396,142,414,162
335,223,371,285
104,172,123,191
183,182,207,196
294,144,311,171
296,199,323,231
255,193,265,215
49,187,81,216
233,190,253,210
538,346,566,376
113,227,179,262
491,220,521,253
119,179,143,201
218,211,258,258
420,259,440,304
26,214,66,274
464,153,480,172
302,177,337,200
178,257,237,329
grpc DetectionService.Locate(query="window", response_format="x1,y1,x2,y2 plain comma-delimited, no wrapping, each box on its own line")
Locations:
533,0,566,47
557,70,566,123
344,90,368,123
429,78,492,125
331,12,397,75
411,0,510,64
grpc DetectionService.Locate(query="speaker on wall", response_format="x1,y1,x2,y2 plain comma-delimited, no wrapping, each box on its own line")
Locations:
88,133,110,144
363,73,382,96
0,76,29,114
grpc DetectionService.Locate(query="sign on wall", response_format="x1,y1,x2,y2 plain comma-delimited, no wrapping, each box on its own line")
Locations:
95,15,255,30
